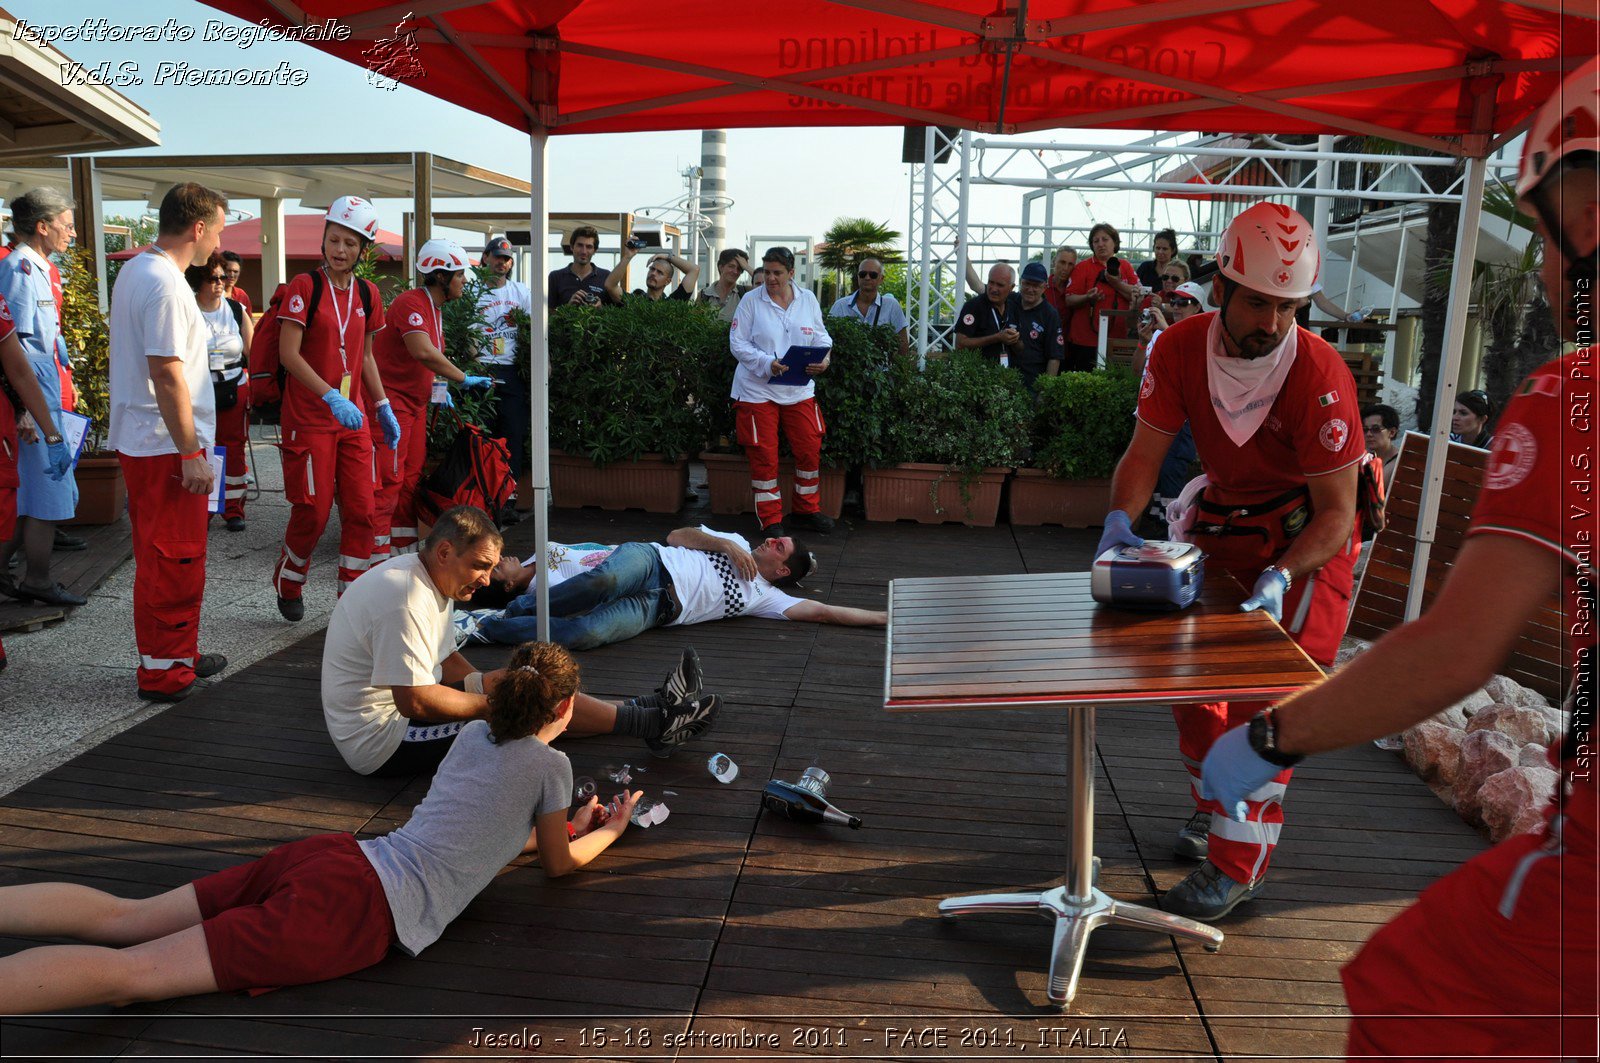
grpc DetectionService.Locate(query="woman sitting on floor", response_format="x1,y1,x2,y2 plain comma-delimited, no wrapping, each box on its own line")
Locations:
0,641,641,1013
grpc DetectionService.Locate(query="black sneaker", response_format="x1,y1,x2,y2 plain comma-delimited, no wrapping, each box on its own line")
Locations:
645,693,721,758
138,682,194,704
225,516,246,532
658,648,703,706
53,530,88,552
1173,811,1212,861
1162,860,1262,920
786,511,835,534
194,653,227,679
277,595,304,622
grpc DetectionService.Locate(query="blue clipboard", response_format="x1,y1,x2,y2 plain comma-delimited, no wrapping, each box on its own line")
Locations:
773,345,829,386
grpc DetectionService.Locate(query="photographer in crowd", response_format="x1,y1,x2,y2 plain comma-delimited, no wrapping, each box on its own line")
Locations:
604,244,699,304
547,225,609,308
1063,222,1141,371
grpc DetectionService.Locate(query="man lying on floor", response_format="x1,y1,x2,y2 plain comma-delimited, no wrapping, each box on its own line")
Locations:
0,641,646,1013
322,506,718,776
459,525,887,650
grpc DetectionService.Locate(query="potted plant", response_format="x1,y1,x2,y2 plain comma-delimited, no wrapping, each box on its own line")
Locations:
1011,369,1139,527
547,298,728,513
58,248,125,526
698,317,894,519
863,350,1030,526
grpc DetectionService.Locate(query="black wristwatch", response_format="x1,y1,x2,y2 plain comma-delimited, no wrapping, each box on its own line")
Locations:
1247,708,1303,767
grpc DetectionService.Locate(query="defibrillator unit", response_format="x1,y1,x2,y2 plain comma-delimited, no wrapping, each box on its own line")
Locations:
1091,541,1206,611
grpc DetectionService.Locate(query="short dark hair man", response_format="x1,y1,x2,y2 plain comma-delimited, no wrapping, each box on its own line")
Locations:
470,525,885,650
219,250,251,314
548,225,609,308
1361,403,1402,490
1011,260,1065,388
698,248,749,323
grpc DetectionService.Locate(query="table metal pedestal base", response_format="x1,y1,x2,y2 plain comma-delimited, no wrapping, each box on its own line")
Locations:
939,886,1223,1006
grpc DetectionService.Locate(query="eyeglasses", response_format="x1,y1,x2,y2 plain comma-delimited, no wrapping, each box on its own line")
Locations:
208,275,227,283
1363,422,1388,434
1162,274,1183,283
857,271,880,279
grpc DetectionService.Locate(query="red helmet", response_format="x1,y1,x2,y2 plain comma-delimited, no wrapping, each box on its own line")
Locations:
1516,56,1600,198
1215,202,1320,299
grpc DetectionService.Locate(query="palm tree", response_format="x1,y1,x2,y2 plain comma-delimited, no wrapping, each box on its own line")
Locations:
819,217,902,291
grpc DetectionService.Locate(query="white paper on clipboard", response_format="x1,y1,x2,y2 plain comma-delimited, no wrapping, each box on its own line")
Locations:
209,447,226,514
39,411,92,472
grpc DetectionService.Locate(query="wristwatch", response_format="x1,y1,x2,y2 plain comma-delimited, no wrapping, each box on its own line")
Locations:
44,433,62,446
1267,564,1293,592
1247,708,1303,767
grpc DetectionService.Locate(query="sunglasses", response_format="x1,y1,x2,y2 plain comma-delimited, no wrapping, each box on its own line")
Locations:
208,275,227,283
1162,274,1183,282
857,271,880,279
1169,296,1199,307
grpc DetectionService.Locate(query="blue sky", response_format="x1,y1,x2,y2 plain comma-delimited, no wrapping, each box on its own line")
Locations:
10,0,1173,261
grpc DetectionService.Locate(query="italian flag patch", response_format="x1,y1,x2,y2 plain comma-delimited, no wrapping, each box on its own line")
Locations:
1317,390,1339,407
1518,375,1560,398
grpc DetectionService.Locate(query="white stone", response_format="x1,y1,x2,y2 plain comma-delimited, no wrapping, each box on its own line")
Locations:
1404,720,1465,787
1454,729,1521,826
1520,742,1552,768
1436,688,1493,729
1479,765,1559,843
1466,702,1558,747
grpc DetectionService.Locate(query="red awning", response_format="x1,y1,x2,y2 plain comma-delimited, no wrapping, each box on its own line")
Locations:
200,1,1587,149
107,215,404,261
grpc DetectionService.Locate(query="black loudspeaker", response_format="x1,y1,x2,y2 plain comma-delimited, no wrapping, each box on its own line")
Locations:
902,126,959,164
505,230,532,246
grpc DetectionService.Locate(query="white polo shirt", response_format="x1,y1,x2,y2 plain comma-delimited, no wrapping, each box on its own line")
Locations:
728,282,832,405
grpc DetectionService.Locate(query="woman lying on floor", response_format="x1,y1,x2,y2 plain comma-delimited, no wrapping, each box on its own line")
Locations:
0,641,641,1013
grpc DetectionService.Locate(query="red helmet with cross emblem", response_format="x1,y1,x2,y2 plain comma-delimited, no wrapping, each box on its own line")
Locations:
1215,202,1321,300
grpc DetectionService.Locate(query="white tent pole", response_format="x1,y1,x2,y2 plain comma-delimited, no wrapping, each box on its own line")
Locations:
955,130,972,321
916,126,934,364
1387,220,1409,374
530,126,552,643
1405,152,1486,621
1312,134,1334,253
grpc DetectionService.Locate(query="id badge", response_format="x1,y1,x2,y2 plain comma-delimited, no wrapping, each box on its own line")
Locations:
209,352,227,372
999,354,1010,369
491,336,506,357
431,378,449,405
339,372,352,399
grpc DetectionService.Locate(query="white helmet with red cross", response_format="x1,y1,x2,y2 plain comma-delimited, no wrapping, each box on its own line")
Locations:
1516,56,1600,198
1215,202,1320,299
325,196,380,241
415,239,469,274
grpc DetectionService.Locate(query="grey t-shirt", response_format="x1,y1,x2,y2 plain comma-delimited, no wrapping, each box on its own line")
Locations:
359,720,572,955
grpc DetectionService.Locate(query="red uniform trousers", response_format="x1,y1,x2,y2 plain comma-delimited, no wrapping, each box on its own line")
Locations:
735,397,825,529
1174,492,1360,885
1342,775,1597,1061
273,427,376,600
369,403,426,561
120,453,210,696
214,380,250,521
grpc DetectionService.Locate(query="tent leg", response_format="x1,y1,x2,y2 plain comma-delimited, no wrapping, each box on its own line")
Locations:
1406,153,1487,621
530,126,551,644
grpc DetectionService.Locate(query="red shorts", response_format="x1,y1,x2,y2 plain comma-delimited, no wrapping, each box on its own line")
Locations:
193,832,395,994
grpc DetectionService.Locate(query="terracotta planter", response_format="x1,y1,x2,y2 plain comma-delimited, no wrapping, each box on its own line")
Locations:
65,453,126,526
698,452,845,518
1008,470,1113,528
550,450,687,514
862,463,1008,527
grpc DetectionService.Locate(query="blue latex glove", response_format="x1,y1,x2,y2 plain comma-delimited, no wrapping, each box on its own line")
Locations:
321,389,364,431
46,439,72,481
1094,509,1144,558
1240,567,1288,621
1200,723,1284,824
433,388,456,409
376,401,402,450
462,374,495,390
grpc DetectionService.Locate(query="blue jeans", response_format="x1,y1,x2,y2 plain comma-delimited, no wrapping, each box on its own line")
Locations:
479,542,673,650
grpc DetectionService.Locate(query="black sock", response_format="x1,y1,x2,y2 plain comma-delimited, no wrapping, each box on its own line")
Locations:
613,697,663,739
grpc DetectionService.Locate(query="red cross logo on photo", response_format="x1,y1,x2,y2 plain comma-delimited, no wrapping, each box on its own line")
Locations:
408,312,424,327
1484,423,1537,490
1318,418,1348,452
288,294,305,314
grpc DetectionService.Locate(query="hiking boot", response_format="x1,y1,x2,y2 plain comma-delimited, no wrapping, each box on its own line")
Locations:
194,653,228,679
277,595,304,622
645,693,721,758
1174,811,1212,861
1162,861,1262,920
658,647,703,706
138,682,195,704
53,530,88,552
786,511,835,534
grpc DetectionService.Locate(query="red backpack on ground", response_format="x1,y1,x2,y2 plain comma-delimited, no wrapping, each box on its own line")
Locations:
248,273,373,407
415,422,516,524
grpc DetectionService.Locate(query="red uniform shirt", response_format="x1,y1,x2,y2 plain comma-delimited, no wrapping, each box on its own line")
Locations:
1137,313,1366,503
372,287,443,416
278,271,383,432
229,286,254,315
1065,256,1139,347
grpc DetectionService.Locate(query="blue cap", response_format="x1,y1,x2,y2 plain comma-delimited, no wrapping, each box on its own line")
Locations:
1021,261,1049,282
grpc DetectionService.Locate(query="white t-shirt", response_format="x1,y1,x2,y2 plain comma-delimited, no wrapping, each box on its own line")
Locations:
322,554,458,775
651,527,803,626
476,279,532,366
109,250,215,457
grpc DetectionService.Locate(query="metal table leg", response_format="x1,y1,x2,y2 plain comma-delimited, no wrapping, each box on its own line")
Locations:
938,704,1224,1007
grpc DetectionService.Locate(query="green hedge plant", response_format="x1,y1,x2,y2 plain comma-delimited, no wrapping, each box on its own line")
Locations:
885,350,1032,472
1029,369,1140,479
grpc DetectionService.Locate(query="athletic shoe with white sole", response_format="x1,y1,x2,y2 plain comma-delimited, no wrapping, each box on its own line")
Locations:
658,647,703,706
645,693,721,758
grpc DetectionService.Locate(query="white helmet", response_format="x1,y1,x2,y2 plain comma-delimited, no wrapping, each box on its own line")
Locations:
1516,56,1600,198
1215,202,1320,299
325,196,380,241
415,238,469,274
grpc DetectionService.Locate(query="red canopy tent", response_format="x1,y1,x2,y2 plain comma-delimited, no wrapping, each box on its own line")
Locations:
200,0,1595,633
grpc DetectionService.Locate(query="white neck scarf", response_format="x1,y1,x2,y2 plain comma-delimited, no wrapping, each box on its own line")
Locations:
1204,314,1298,447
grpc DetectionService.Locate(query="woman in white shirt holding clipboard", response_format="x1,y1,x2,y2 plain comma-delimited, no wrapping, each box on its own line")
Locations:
727,247,833,539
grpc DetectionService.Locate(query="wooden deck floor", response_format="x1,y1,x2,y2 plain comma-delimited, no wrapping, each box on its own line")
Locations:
0,507,1486,1061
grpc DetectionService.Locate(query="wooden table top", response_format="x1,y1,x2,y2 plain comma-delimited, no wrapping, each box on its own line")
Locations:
884,571,1325,712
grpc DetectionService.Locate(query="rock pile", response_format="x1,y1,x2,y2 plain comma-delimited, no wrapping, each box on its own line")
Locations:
1337,637,1565,843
